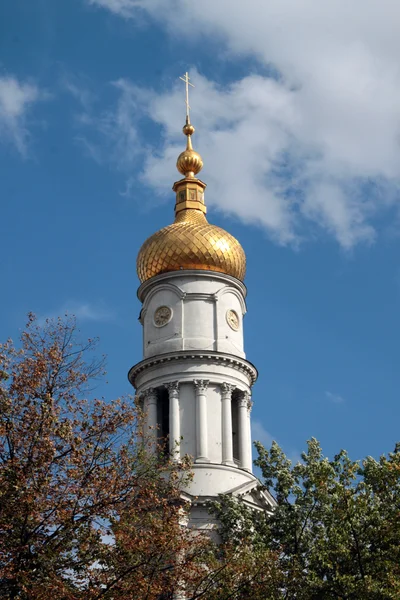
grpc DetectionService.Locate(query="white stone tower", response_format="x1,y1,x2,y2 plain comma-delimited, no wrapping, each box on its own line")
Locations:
129,77,274,527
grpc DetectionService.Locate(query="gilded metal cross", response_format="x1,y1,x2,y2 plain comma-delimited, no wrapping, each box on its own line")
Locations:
179,71,194,121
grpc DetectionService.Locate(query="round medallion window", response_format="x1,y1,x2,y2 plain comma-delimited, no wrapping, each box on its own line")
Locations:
226,309,240,331
154,306,173,327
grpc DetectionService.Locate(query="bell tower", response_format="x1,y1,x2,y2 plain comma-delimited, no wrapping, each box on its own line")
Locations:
129,74,274,528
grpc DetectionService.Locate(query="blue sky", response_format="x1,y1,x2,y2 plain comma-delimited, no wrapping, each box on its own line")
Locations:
2,0,400,465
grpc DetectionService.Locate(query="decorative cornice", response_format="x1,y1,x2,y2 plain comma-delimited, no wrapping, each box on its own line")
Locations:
184,292,215,301
128,350,258,389
137,269,247,303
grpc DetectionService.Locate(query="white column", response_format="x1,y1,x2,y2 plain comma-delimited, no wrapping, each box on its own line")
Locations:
238,391,251,471
193,380,210,463
247,393,253,473
142,388,158,454
221,383,235,466
166,381,180,460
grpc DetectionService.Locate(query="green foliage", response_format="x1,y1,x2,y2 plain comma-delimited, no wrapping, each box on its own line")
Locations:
212,438,400,599
2,315,399,599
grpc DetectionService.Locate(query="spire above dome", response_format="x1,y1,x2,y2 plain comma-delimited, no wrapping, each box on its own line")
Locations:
136,72,246,284
176,72,203,179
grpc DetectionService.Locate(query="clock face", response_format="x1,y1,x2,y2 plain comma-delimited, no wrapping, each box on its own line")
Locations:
226,309,240,331
154,306,172,327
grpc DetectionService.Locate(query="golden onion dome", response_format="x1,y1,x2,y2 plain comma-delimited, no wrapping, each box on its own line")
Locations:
136,89,246,284
137,209,246,282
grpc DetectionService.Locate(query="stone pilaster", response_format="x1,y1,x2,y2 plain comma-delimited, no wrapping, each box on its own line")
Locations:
246,393,253,472
166,381,180,460
193,380,210,463
238,391,252,471
221,383,235,466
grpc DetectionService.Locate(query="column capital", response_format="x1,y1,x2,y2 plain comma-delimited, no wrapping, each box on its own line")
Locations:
193,379,209,393
221,382,235,396
238,390,251,409
142,387,158,404
165,381,180,397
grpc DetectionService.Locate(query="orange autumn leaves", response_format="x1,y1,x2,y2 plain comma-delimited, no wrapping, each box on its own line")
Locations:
0,315,206,599
0,314,282,600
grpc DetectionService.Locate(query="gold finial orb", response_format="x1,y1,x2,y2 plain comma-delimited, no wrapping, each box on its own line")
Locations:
183,123,195,136
176,120,203,177
176,148,203,178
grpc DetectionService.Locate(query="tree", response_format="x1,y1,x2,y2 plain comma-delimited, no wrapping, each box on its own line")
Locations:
9,315,397,599
0,314,212,599
211,438,400,599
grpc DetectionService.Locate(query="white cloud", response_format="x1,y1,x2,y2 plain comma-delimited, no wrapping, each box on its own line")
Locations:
83,0,400,247
252,420,274,448
62,75,95,112
251,419,302,467
68,302,115,322
40,301,115,324
72,79,142,173
0,76,44,155
87,0,140,18
325,391,346,404
251,420,274,473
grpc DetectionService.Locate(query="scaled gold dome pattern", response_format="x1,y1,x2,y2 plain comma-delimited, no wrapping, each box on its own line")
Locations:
137,210,246,283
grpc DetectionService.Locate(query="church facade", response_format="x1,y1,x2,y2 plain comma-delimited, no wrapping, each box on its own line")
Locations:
129,90,274,527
